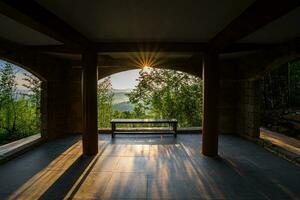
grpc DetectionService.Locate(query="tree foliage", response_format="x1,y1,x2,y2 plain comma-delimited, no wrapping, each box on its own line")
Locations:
0,63,17,137
288,60,300,107
22,73,41,128
260,59,300,137
128,68,203,127
97,77,114,128
0,62,41,144
22,73,41,108
260,59,300,110
97,69,203,128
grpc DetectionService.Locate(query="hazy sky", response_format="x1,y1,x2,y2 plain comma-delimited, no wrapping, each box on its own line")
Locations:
109,69,140,90
0,60,29,91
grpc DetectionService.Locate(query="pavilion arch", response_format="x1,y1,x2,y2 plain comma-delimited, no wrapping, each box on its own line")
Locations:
0,57,45,141
0,56,47,82
97,65,202,80
97,66,204,134
0,0,298,159
258,53,300,78
230,42,300,81
0,52,83,141
215,44,300,141
0,56,56,141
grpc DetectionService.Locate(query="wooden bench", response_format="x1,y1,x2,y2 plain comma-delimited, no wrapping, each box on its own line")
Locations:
110,119,178,138
282,115,300,131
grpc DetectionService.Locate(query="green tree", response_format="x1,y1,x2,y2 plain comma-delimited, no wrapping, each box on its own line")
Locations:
22,73,41,129
97,77,114,128
0,62,41,144
0,62,17,138
288,60,300,107
128,68,203,127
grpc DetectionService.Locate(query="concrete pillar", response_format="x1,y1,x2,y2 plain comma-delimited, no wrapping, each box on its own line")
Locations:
82,52,98,155
202,53,220,157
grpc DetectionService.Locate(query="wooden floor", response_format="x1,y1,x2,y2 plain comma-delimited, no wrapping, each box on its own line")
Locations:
0,134,299,199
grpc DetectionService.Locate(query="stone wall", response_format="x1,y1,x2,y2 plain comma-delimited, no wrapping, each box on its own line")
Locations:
217,42,300,138
1,52,82,139
7,40,299,141
236,80,261,138
41,80,68,139
65,68,84,135
218,80,238,134
40,67,84,139
218,79,261,138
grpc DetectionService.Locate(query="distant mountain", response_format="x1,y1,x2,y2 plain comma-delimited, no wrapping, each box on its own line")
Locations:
112,88,132,93
112,101,134,112
112,88,132,104
111,89,135,112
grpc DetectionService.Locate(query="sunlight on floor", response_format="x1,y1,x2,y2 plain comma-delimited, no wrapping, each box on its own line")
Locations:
8,142,82,199
3,135,299,199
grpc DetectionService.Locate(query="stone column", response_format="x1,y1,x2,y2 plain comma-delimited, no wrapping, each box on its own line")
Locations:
66,67,84,134
236,80,260,138
218,80,238,134
82,52,98,155
202,53,220,157
40,80,68,139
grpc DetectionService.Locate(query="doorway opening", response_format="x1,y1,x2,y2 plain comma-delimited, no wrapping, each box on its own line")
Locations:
0,60,41,148
97,68,203,132
259,59,300,154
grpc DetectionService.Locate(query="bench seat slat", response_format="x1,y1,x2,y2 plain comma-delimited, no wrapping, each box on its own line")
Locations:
110,119,177,138
111,119,177,123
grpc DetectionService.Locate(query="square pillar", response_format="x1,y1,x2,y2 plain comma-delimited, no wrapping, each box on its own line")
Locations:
82,52,98,155
202,53,220,157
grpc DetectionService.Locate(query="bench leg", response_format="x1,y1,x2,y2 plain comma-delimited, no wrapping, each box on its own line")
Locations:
111,123,116,138
173,123,177,137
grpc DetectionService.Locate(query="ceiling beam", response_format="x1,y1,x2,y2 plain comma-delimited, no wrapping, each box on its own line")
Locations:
30,42,207,53
94,42,274,53
70,56,196,68
30,45,78,54
94,42,208,52
0,0,91,50
30,42,275,54
0,37,72,81
0,37,32,54
0,37,73,66
99,57,194,67
209,0,300,52
97,64,202,80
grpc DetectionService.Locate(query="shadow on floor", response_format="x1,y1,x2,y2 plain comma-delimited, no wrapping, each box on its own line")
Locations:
0,136,81,199
110,134,179,145
0,134,299,199
39,143,109,199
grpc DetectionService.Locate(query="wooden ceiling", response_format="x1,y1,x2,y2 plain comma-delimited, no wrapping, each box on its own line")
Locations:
0,0,299,68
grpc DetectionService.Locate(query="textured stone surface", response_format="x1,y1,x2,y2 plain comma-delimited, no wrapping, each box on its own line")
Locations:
39,67,85,140
0,134,299,199
235,80,261,138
